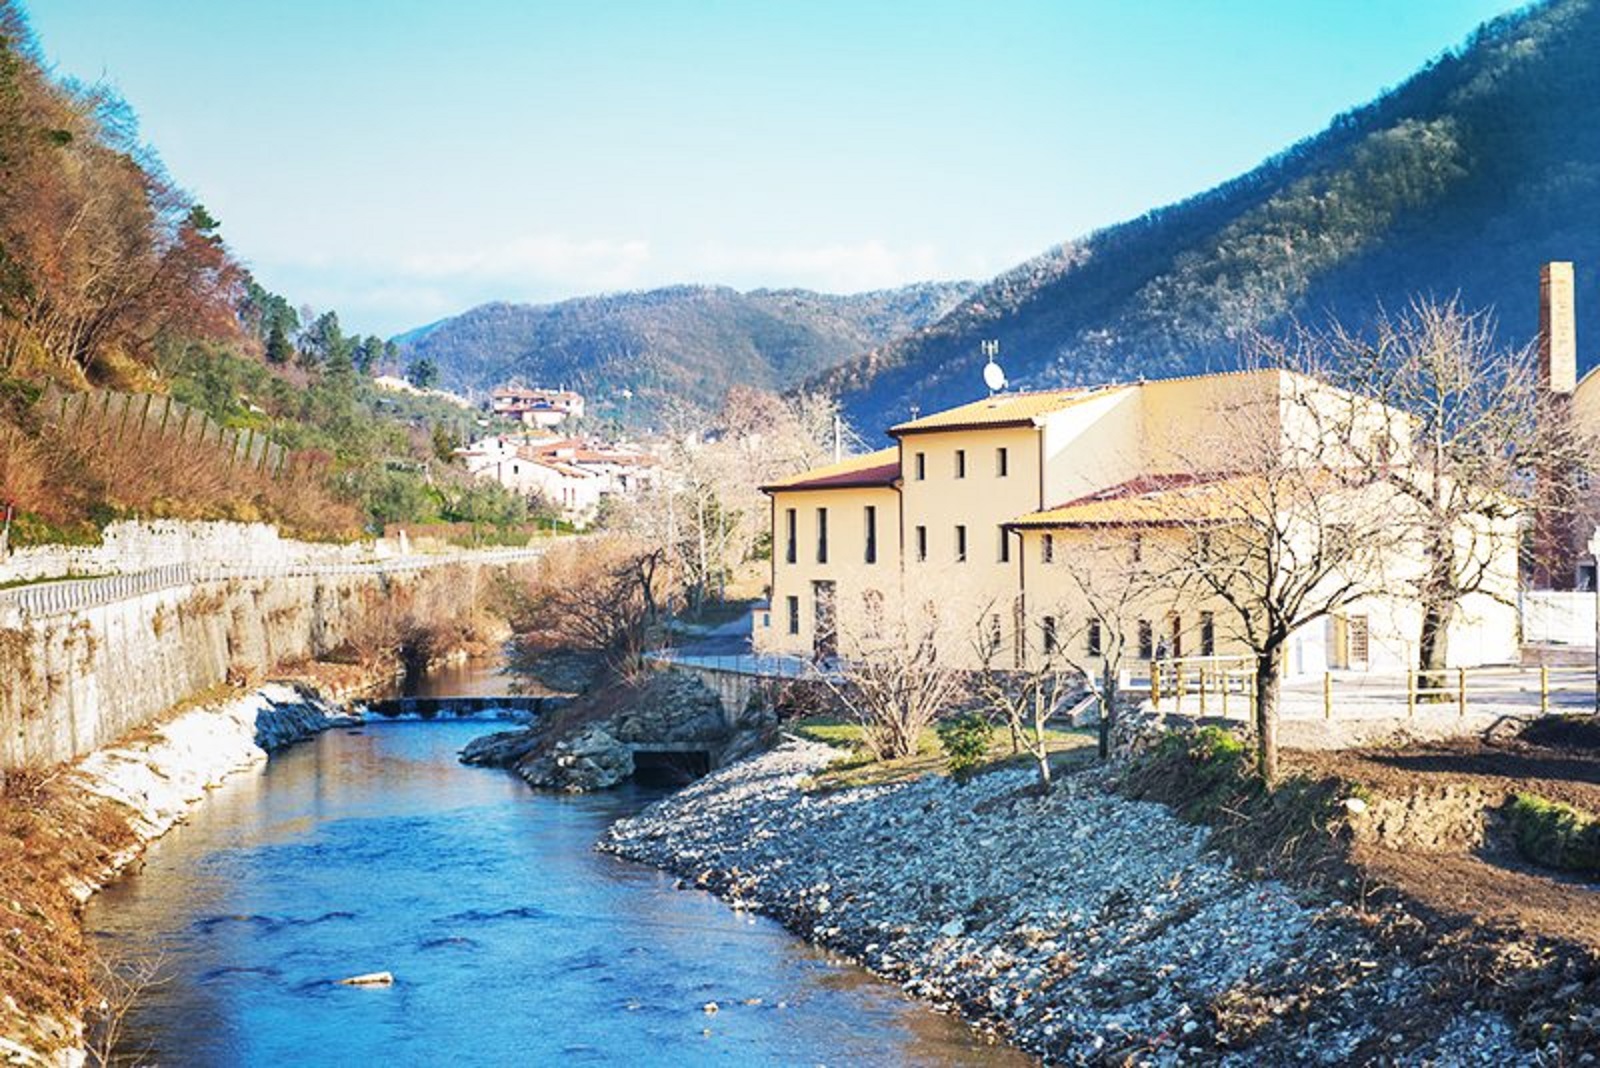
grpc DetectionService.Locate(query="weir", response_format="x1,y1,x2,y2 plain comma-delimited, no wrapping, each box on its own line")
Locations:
363,695,566,720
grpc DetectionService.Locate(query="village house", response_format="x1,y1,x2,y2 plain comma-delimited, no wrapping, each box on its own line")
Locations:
457,433,655,521
490,386,585,427
755,368,1522,680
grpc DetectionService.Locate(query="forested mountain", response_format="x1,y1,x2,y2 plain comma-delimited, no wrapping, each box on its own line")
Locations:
822,0,1600,433
393,283,974,426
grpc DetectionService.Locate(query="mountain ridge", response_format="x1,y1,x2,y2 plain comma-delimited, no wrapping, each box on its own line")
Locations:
392,280,975,424
819,0,1600,432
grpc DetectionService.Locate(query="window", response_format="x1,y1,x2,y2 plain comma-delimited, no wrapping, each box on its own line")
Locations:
915,525,928,562
955,525,968,562
816,508,829,563
997,447,1009,477
864,505,878,564
787,595,800,635
1043,615,1059,654
1195,530,1213,561
1137,619,1153,660
1200,611,1215,657
955,449,966,478
998,528,1010,563
1348,615,1370,666
915,452,926,480
1041,533,1054,564
988,613,1002,653
1168,614,1182,659
1087,619,1103,658
1131,533,1144,564
784,508,797,564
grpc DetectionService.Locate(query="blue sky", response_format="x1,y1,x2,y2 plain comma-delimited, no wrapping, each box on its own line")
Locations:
26,1,1521,336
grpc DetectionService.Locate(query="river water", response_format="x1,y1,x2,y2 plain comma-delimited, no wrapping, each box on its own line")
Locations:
86,679,1025,1065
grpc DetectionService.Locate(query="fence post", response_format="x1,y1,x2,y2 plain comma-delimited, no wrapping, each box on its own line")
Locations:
1150,661,1161,710
1540,665,1550,716
1457,667,1467,717
1174,663,1184,715
1323,671,1332,720
1198,667,1208,718
1407,671,1416,717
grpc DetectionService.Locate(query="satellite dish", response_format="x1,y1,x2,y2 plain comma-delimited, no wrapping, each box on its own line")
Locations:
983,361,1007,393
980,340,1006,394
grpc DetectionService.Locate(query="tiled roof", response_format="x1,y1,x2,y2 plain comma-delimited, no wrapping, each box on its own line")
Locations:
761,447,901,493
1010,472,1250,527
888,387,1112,435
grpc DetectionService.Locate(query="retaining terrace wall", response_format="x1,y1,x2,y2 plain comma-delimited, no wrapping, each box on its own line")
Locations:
0,556,528,770
0,519,391,586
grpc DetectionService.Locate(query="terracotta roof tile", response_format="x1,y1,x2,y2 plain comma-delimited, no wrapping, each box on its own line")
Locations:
888,387,1117,435
761,447,900,493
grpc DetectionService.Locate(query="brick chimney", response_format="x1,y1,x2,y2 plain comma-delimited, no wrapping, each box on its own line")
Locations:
1539,261,1577,394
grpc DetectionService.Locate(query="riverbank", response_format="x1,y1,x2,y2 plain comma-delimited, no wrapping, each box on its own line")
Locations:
0,683,355,1066
602,737,1526,1065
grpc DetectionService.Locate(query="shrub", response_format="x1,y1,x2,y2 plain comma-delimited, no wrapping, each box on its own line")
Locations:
1506,792,1600,874
937,712,994,776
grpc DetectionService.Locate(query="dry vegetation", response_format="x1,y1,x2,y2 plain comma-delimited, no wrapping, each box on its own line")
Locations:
0,403,362,544
0,766,137,1061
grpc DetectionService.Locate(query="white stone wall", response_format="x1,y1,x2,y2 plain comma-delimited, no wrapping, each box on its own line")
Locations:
0,519,392,585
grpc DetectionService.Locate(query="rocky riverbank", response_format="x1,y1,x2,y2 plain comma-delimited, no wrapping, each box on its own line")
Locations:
462,670,774,791
0,684,355,1066
602,737,1526,1065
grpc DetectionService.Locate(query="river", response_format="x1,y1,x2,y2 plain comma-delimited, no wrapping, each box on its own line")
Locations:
85,670,1026,1065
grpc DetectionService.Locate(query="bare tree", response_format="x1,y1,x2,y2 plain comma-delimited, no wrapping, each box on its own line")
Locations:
815,590,968,761
975,629,1076,794
1160,370,1402,781
516,537,674,679
1305,299,1592,683
1038,535,1162,759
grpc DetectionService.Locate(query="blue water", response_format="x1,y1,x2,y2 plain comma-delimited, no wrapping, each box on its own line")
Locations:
86,722,1024,1066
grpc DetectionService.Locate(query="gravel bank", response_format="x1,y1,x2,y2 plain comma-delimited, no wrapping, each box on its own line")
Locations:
602,737,1527,1065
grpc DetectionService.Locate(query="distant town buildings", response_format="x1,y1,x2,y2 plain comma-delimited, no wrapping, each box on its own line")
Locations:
490,386,585,428
371,374,473,408
457,433,654,520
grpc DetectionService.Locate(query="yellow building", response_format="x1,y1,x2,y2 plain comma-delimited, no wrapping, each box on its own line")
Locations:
756,369,1521,679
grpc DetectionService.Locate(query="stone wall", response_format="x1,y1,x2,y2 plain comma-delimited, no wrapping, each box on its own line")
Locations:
0,519,396,586
0,563,482,770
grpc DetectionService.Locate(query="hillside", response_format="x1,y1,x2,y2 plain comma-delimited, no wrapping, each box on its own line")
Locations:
393,282,974,426
822,0,1600,433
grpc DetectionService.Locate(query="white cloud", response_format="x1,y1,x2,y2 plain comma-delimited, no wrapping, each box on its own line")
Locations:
687,239,947,293
397,235,653,292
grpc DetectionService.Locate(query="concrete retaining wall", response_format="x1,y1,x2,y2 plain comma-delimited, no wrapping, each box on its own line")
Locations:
0,519,394,586
0,562,506,770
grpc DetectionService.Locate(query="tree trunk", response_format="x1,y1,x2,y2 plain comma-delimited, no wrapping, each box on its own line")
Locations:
1417,599,1453,698
1253,649,1283,783
1034,748,1052,795
1097,663,1118,760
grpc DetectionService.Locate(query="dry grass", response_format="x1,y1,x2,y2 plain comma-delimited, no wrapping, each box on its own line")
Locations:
0,764,138,1061
0,408,362,543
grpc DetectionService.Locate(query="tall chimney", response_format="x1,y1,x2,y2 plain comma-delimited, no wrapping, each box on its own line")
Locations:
1539,261,1577,394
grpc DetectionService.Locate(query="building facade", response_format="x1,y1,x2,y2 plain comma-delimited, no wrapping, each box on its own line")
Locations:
756,369,1521,680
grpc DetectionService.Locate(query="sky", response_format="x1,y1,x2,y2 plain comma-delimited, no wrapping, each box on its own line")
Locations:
25,1,1523,337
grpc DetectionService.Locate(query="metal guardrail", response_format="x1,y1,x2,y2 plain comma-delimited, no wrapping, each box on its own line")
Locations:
0,548,542,621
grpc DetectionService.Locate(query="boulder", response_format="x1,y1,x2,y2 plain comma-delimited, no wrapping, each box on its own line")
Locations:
517,725,634,792
460,727,541,768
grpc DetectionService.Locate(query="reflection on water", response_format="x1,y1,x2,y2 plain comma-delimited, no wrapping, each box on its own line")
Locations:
400,654,538,699
87,723,1028,1066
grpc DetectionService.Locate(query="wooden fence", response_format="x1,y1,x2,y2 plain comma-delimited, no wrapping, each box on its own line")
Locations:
1148,654,1595,719
34,385,289,478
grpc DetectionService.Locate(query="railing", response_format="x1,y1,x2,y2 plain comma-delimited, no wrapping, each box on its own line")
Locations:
1149,655,1257,718
0,547,542,621
1403,664,1577,718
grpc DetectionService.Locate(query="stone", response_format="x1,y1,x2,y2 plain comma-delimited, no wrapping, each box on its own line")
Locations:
338,972,394,986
